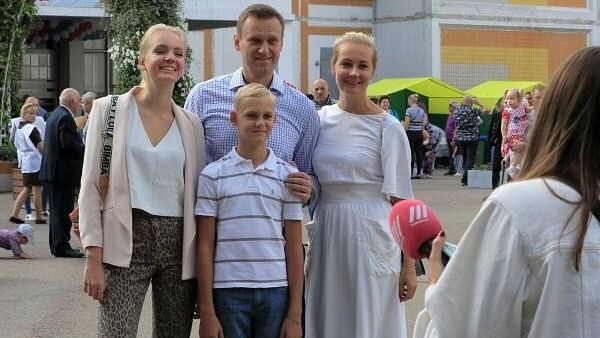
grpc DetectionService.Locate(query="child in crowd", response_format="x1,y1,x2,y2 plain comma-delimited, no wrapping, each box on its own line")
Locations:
423,122,441,178
195,83,304,338
0,223,35,258
501,88,530,178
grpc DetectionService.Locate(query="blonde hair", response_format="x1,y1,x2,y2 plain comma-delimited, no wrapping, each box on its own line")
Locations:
408,93,419,104
331,32,377,69
138,24,188,85
506,88,523,102
20,102,37,118
234,83,276,111
24,96,39,105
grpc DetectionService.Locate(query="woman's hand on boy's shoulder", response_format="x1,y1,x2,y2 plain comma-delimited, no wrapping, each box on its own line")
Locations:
284,168,312,204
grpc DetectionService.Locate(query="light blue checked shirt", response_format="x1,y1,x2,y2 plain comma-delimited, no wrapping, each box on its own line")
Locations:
185,68,320,183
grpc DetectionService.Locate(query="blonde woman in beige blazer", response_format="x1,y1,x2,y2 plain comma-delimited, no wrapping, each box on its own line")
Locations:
79,24,204,337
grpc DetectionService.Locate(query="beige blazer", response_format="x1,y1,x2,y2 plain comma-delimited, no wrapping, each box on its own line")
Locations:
78,87,204,280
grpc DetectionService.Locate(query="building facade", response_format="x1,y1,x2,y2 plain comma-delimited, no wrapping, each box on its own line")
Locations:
24,0,600,109
375,0,600,90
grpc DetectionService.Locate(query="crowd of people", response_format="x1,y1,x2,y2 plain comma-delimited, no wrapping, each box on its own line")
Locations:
6,87,96,258
2,3,598,338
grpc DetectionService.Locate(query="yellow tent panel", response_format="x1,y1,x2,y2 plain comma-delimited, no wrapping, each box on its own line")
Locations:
367,77,465,115
467,80,545,109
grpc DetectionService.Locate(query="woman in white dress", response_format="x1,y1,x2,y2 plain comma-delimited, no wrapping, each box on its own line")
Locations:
305,32,417,338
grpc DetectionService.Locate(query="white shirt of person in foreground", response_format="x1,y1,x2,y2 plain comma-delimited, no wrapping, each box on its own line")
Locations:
413,46,600,338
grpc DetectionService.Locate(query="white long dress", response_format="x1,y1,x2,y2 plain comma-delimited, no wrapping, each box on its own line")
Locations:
305,104,414,338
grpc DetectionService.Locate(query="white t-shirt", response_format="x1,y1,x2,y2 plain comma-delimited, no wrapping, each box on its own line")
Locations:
414,178,600,338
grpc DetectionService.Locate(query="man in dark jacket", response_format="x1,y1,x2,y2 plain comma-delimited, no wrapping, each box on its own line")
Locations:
40,88,85,258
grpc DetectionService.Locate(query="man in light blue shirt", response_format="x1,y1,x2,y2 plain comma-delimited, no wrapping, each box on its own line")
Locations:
185,4,319,203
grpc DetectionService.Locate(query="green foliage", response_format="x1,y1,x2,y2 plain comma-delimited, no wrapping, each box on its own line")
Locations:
0,141,18,161
0,0,37,144
105,0,194,106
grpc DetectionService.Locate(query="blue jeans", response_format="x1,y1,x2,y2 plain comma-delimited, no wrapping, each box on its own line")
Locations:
213,287,288,338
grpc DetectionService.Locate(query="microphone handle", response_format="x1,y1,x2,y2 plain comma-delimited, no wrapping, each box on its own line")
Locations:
419,240,451,266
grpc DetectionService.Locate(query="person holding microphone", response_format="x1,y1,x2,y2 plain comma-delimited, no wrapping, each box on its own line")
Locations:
412,47,600,338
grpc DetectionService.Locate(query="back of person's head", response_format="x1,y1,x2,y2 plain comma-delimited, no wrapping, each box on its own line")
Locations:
59,88,81,106
237,4,285,37
462,95,473,105
24,96,38,106
234,83,276,112
521,46,600,271
20,102,37,119
331,32,377,69
494,96,505,111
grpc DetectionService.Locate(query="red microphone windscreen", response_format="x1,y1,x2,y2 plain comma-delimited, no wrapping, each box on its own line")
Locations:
389,199,442,259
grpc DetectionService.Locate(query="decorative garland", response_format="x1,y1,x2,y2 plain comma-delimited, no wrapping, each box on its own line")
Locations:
27,19,105,44
0,0,37,144
104,0,194,106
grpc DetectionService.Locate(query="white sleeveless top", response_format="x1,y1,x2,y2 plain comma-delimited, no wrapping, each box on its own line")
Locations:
126,100,185,217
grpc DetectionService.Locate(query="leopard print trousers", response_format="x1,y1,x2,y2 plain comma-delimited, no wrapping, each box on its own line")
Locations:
98,209,196,337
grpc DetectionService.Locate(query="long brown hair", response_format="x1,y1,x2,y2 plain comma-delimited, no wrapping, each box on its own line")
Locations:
520,47,600,270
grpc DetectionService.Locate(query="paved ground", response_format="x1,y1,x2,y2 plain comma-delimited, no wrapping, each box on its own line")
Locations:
0,170,490,337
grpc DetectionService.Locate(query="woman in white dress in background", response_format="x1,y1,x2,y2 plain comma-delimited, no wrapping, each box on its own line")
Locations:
305,32,416,338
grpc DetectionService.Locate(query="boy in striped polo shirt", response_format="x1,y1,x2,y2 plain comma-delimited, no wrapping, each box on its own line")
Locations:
195,83,304,338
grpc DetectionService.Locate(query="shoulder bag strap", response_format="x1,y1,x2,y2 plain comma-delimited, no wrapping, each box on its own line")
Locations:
100,95,118,175
98,95,118,202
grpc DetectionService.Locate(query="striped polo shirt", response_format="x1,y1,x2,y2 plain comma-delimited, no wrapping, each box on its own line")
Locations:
195,148,304,289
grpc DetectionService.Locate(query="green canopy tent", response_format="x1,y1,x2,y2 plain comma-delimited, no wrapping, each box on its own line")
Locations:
467,80,545,109
367,77,465,128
